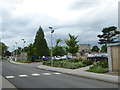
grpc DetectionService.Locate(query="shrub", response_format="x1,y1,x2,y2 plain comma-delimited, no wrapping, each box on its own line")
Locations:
43,60,51,66
82,60,93,66
87,61,109,73
68,58,83,62
87,66,108,73
96,61,108,68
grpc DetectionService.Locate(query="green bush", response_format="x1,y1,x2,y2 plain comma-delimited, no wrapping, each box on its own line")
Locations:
87,61,109,73
87,66,108,73
16,60,31,63
68,58,83,62
96,61,108,68
82,60,93,66
43,60,51,66
35,59,43,62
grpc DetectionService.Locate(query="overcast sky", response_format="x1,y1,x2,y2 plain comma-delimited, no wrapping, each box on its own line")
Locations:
1,0,119,51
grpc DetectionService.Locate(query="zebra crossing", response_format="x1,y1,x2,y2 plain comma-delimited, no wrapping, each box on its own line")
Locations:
5,72,61,79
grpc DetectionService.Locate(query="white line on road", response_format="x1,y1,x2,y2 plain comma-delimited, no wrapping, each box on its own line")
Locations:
19,74,28,77
31,73,40,76
6,76,14,79
43,73,51,75
53,73,61,75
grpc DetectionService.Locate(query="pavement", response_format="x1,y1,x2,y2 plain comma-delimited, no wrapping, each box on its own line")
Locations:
3,60,118,88
1,75,17,89
0,60,16,89
10,59,119,84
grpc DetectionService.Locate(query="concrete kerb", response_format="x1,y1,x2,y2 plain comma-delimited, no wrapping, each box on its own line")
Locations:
37,65,119,84
9,59,23,65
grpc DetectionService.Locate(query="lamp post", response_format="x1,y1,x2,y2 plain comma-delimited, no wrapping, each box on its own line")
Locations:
49,27,54,66
15,42,17,61
22,39,26,61
13,45,15,59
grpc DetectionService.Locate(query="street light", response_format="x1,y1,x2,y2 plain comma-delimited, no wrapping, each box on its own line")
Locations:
22,39,26,61
15,42,17,61
13,45,15,59
49,27,54,66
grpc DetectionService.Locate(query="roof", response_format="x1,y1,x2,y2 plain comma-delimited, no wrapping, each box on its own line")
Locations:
107,42,120,47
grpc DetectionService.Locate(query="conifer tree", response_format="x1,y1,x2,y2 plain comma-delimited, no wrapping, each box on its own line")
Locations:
34,26,49,58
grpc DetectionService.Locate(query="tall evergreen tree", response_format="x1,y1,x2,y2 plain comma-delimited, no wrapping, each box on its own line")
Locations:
34,26,49,58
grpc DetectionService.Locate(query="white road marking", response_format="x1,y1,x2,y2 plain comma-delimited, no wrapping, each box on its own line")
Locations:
43,73,51,75
19,74,28,77
6,76,14,79
31,73,40,76
53,73,61,75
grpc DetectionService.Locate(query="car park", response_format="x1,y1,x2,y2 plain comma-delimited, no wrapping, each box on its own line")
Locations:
87,53,108,61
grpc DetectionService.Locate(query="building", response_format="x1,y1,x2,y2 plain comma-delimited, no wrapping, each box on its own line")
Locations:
78,44,91,53
77,44,91,57
107,43,120,72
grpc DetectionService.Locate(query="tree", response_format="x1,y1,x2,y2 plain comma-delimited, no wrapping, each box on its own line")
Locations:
4,51,11,56
65,34,79,56
97,26,120,45
91,45,100,52
24,44,35,60
101,45,107,52
33,26,49,58
53,39,66,56
0,42,8,56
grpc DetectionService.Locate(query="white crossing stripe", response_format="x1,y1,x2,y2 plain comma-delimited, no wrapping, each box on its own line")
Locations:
43,73,51,75
31,73,40,76
53,72,61,75
6,76,14,79
19,74,28,77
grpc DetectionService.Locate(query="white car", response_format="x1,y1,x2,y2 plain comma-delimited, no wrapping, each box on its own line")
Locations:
54,56,61,60
61,55,67,59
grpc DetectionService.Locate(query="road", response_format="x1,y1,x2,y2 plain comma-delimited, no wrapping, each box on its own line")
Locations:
2,60,118,89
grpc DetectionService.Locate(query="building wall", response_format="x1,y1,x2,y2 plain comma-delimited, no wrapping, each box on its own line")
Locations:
111,46,120,72
79,44,91,52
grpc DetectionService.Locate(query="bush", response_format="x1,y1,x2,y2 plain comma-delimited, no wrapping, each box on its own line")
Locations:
87,61,109,73
82,60,93,66
16,60,31,63
96,61,108,68
43,60,51,66
68,58,83,62
35,59,44,62
87,66,108,73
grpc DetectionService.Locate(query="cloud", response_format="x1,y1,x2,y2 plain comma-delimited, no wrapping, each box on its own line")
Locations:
1,0,119,51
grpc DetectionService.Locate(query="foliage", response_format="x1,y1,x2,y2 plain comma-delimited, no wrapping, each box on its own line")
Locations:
87,66,108,73
95,61,108,68
24,44,35,60
13,47,22,55
100,45,107,52
97,26,120,45
52,39,67,56
87,61,108,73
16,60,31,63
4,51,11,56
0,42,8,56
33,26,49,58
91,45,100,52
43,58,93,69
65,34,79,56
82,60,93,66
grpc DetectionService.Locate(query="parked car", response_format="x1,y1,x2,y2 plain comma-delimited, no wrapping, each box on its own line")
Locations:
61,55,67,59
87,53,108,61
54,56,61,60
